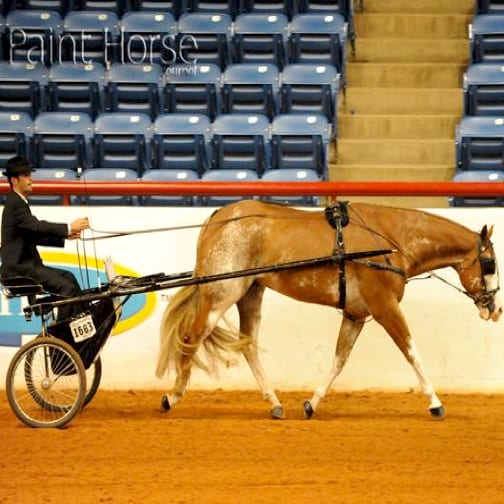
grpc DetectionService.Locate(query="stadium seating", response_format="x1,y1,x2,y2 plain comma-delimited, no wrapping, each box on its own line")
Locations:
280,63,340,132
271,113,331,177
210,113,270,174
288,13,347,83
187,0,239,19
106,62,163,119
119,11,177,66
152,113,211,174
0,111,33,169
162,63,221,119
141,168,198,206
5,9,62,65
233,12,289,69
470,14,504,64
221,63,279,120
79,167,139,205
131,0,182,17
477,0,504,15
30,168,78,205
261,168,321,206
176,12,232,70
0,62,47,117
19,0,72,16
60,10,120,65
463,63,504,116
240,0,297,19
32,111,94,170
450,170,504,206
76,0,127,16
47,62,106,118
455,116,504,172
200,168,259,205
93,112,153,173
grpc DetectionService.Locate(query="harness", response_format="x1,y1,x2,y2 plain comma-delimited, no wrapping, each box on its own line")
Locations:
324,202,406,311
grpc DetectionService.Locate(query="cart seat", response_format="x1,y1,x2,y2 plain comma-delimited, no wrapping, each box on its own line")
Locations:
1,276,44,298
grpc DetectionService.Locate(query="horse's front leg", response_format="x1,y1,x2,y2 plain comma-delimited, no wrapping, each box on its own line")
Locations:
237,283,283,419
373,301,444,419
304,315,365,419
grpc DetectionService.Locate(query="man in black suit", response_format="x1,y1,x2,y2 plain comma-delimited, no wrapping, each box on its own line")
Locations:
0,156,89,321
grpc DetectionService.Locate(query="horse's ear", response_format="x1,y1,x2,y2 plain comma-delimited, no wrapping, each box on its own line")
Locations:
480,225,493,243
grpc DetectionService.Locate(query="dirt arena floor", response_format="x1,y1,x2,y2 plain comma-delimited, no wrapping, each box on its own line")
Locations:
1,389,504,504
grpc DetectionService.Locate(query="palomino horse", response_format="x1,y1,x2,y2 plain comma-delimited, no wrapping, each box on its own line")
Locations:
156,200,502,419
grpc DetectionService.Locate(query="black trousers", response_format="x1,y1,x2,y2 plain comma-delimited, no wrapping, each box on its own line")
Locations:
10,264,83,321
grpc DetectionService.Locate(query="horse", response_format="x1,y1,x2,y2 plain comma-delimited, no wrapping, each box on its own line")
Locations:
155,200,502,419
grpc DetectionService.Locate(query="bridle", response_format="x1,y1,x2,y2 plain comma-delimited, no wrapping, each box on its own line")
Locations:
463,239,500,313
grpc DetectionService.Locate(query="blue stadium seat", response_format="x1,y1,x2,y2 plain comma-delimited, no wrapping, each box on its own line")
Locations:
119,11,177,66
261,168,321,206
222,63,279,120
30,168,78,205
75,0,127,16
176,12,232,70
47,62,106,119
0,111,33,169
477,0,504,15
186,0,239,19
18,0,74,16
463,63,504,116
79,167,139,205
200,168,259,206
141,168,198,206
5,10,62,65
450,170,504,207
455,116,504,171
271,113,331,178
152,113,211,174
130,0,182,17
106,62,163,119
233,13,289,69
162,63,221,119
210,113,270,174
93,112,153,174
280,63,340,132
61,10,120,65
240,0,297,19
470,14,504,64
33,111,93,170
288,13,348,83
0,62,47,117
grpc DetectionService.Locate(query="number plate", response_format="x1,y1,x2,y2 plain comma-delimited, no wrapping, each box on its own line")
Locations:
69,315,96,343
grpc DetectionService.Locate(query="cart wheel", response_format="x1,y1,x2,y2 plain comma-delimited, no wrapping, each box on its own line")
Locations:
6,337,86,428
84,357,102,408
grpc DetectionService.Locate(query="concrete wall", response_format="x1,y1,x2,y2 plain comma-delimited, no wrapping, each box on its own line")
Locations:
1,205,504,393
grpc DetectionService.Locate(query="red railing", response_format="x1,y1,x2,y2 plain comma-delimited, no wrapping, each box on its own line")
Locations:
0,181,503,197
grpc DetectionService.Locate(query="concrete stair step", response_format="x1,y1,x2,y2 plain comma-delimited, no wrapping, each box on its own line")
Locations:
329,162,454,181
352,38,469,64
343,87,463,114
359,0,474,14
338,114,460,139
346,62,464,88
336,139,454,165
354,14,471,39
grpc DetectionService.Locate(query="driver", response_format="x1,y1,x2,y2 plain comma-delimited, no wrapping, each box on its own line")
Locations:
0,156,89,321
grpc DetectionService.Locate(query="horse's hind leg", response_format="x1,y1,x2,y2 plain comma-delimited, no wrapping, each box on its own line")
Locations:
373,301,444,419
304,315,365,419
236,283,283,419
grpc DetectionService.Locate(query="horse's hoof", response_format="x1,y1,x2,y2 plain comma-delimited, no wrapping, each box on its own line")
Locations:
270,405,284,419
303,400,314,419
160,394,171,412
429,405,445,419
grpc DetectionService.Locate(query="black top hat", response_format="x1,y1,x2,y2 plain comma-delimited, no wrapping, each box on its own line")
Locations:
2,156,36,177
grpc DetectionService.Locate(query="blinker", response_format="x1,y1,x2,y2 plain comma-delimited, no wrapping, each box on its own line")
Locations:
481,257,496,276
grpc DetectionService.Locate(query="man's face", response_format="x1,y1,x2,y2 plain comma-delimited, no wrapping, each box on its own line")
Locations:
12,172,33,197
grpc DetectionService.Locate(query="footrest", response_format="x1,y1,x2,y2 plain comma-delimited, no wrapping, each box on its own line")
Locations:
1,276,44,297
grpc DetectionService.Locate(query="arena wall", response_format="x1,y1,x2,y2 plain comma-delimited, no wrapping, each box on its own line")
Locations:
1,205,504,393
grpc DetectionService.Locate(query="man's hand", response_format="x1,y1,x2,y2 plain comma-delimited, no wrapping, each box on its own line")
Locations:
69,217,89,238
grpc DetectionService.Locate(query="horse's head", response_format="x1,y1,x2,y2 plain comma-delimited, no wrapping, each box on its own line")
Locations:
458,225,502,322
